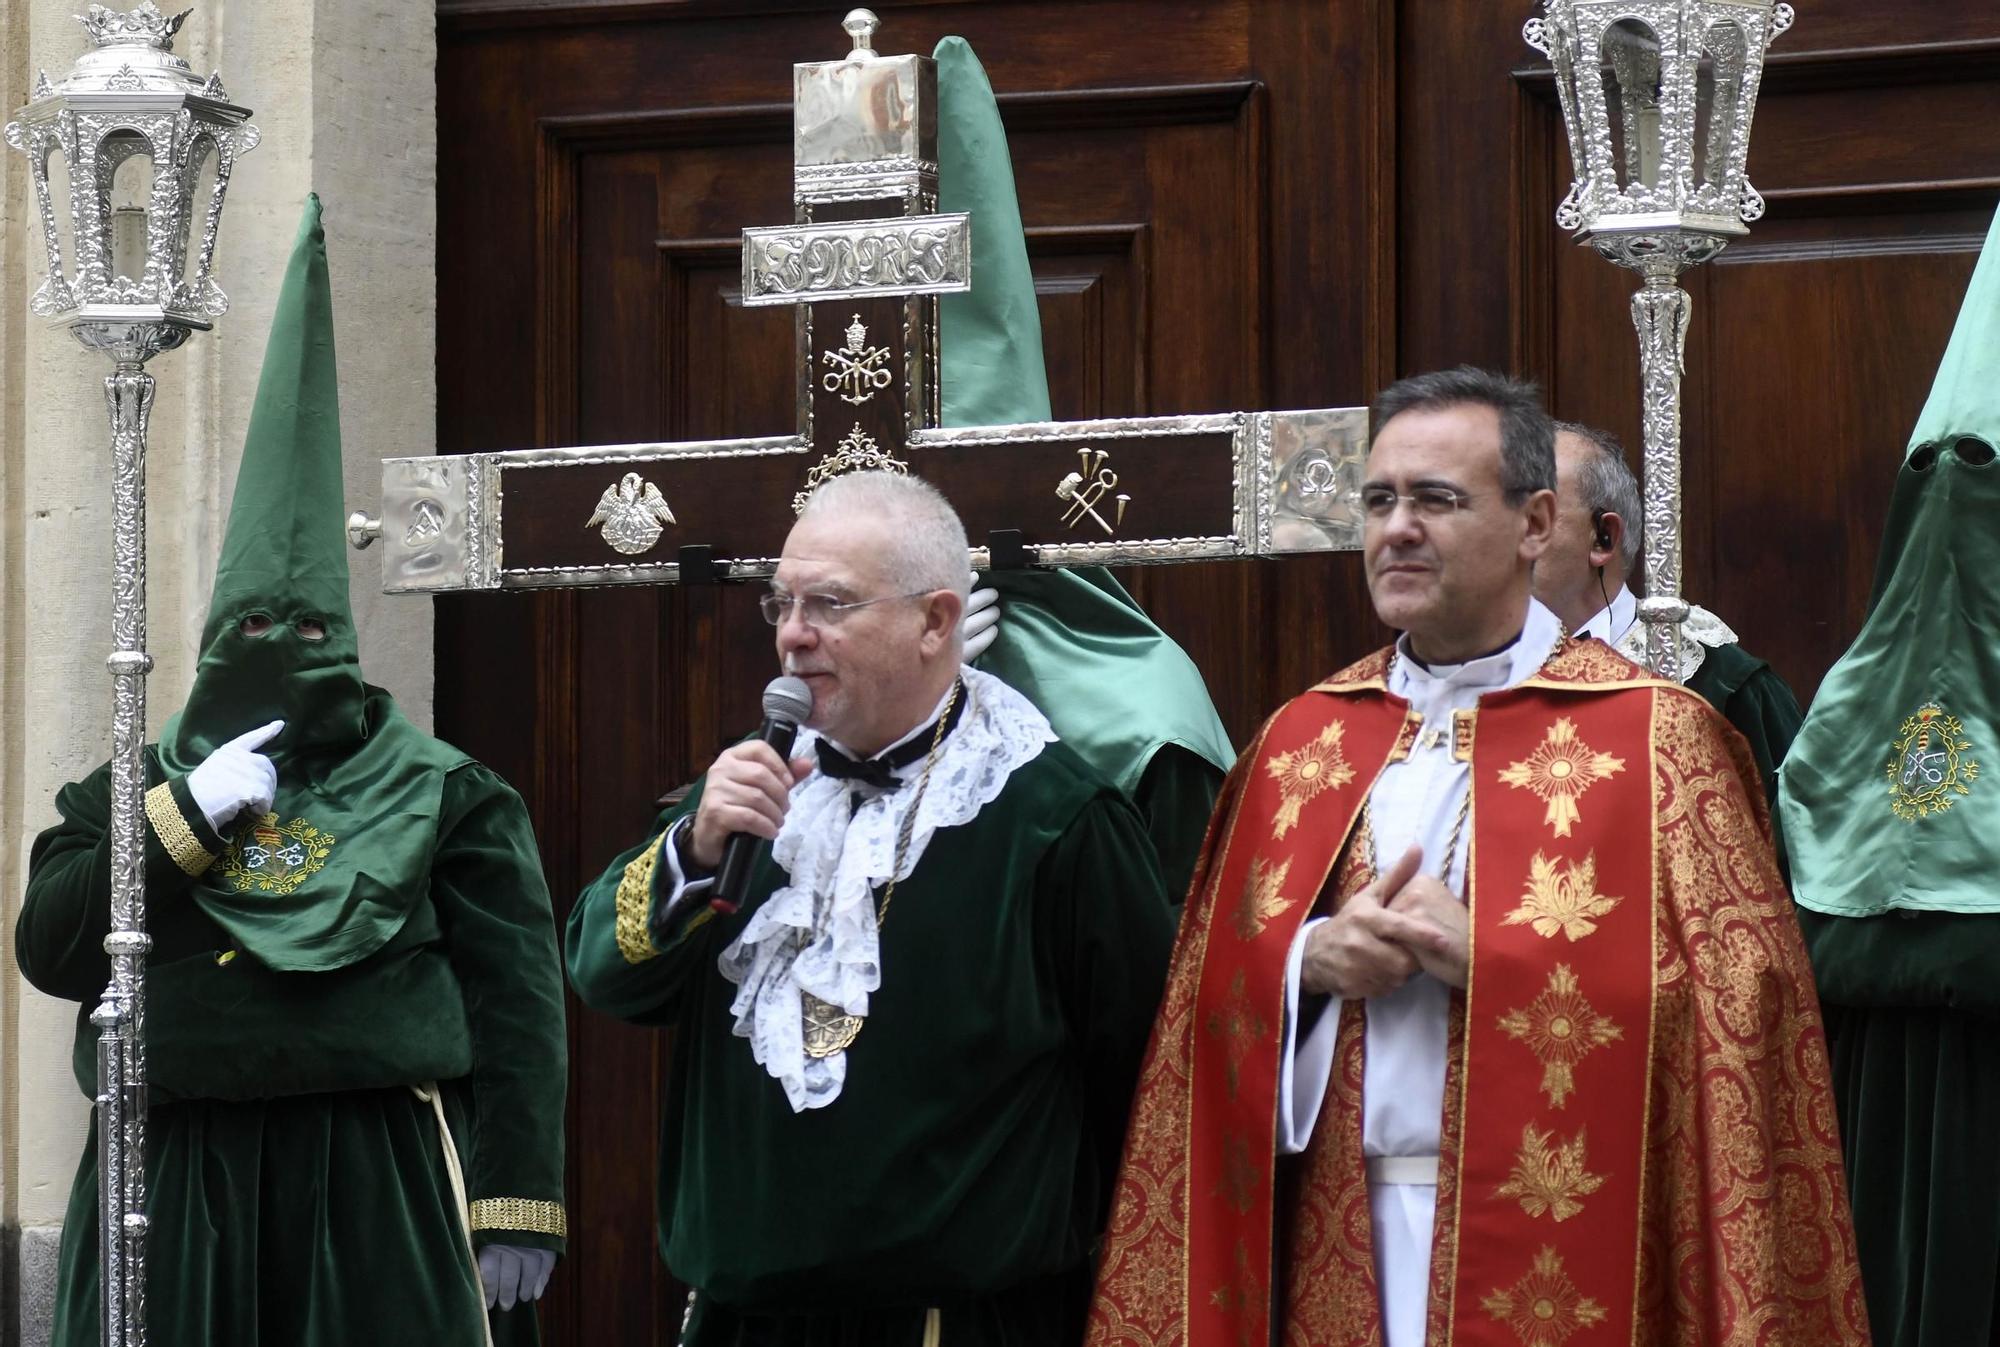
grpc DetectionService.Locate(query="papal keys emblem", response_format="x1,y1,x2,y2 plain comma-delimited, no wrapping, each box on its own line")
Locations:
1887,701,1981,821
219,812,336,896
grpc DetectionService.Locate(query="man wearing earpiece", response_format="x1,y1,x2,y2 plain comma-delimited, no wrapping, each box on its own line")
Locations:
1532,421,1803,806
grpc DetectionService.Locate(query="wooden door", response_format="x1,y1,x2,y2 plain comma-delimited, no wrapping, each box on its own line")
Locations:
434,3,2000,1339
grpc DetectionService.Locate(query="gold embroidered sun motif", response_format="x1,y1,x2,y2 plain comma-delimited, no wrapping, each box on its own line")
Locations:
1497,1124,1605,1223
1497,963,1623,1108
1265,721,1356,839
1498,718,1625,838
1480,1246,1608,1347
1504,852,1624,942
1234,856,1296,940
1205,969,1271,1100
1215,1132,1261,1215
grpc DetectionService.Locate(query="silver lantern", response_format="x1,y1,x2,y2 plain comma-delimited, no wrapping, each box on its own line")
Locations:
1524,0,1793,680
5,6,256,1344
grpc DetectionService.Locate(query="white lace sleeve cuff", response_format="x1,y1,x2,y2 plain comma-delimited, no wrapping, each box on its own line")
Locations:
1279,916,1341,1155
658,816,716,913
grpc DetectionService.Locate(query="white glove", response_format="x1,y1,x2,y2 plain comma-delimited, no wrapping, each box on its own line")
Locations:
184,720,283,833
962,571,1001,663
479,1243,556,1311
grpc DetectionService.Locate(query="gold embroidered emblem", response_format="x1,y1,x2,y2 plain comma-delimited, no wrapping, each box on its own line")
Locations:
1497,963,1622,1108
1215,1133,1260,1215
1503,852,1624,941
1233,856,1295,940
1498,717,1625,838
1204,969,1271,1100
1479,1246,1608,1347
217,812,335,896
1888,701,1980,821
1208,1238,1264,1325
1496,1124,1605,1223
1265,721,1355,839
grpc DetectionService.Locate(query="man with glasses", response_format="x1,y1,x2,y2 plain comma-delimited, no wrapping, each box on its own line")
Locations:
1085,367,1864,1347
567,469,1176,1347
1532,421,1802,808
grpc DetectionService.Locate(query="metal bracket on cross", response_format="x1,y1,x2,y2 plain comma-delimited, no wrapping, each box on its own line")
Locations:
357,8,1367,592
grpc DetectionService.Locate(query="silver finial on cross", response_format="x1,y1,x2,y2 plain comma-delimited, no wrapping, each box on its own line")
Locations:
841,8,879,60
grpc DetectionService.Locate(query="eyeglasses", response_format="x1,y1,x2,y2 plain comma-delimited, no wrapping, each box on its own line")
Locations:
758,589,930,628
1360,485,1482,519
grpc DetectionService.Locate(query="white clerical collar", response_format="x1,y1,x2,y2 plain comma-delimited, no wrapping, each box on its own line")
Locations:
821,680,960,766
1576,584,1637,648
1391,598,1565,697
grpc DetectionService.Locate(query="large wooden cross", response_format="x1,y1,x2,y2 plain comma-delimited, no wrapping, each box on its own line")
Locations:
353,10,1368,593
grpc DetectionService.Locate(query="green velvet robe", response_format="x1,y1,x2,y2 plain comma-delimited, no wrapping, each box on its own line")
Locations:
1127,743,1222,903
16,748,568,1347
1797,909,2000,1346
1686,640,1805,810
567,739,1175,1347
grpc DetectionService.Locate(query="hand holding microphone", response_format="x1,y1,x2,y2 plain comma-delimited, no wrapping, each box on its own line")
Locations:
692,676,814,914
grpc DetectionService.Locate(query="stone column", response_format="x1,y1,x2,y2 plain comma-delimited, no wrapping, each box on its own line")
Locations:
0,2,436,1340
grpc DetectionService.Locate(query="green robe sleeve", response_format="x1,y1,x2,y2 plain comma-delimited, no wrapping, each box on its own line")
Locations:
1040,787,1178,1231
430,764,570,1255
1687,644,1804,810
17,753,227,1005
1130,744,1224,906
565,781,730,1027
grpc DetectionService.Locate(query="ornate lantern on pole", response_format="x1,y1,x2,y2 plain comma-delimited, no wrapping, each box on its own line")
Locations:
5,5,256,1343
1524,0,1792,680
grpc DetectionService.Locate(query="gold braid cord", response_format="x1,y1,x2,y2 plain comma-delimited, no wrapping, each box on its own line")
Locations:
615,830,671,965
145,782,214,876
468,1197,568,1239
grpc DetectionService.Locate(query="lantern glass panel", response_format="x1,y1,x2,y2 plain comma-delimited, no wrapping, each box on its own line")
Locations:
1600,17,1665,192
42,143,74,284
1698,19,1750,190
181,136,219,288
99,130,154,282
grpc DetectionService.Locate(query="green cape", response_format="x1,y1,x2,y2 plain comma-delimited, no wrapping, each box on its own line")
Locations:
1777,204,2000,917
157,196,464,970
933,37,1233,792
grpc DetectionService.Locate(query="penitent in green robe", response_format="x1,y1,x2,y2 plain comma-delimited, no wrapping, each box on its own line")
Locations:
567,738,1175,1347
16,700,568,1347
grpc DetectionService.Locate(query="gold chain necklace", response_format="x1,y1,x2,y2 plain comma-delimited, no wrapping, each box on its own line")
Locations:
799,679,962,1060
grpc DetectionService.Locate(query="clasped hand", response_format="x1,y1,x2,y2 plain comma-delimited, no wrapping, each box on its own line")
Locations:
1299,844,1469,997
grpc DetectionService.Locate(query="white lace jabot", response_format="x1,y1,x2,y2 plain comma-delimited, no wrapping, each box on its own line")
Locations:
716,666,1057,1112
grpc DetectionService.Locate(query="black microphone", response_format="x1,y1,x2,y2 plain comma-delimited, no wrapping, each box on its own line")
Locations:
710,675,814,915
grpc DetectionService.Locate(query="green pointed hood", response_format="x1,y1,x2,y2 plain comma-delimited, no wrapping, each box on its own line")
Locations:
1777,204,2000,917
157,195,467,971
932,36,1233,790
161,194,366,764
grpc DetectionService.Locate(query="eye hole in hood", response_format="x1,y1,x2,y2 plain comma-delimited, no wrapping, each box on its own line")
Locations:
1954,435,1995,466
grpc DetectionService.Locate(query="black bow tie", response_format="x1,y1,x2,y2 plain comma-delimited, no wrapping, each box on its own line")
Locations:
814,681,967,791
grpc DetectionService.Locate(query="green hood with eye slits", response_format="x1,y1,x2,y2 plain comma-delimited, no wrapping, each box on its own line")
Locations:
1777,205,2000,916
156,196,467,970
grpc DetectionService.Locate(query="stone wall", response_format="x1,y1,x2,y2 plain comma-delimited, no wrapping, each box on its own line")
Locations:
0,2,436,1340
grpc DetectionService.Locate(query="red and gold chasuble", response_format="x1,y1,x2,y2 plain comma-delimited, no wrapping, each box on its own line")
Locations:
1086,640,1870,1347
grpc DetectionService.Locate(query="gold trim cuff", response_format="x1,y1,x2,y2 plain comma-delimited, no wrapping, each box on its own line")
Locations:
468,1197,568,1239
146,783,214,876
614,830,670,965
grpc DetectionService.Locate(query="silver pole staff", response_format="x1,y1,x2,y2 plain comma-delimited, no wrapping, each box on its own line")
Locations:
6,6,257,1343
1525,0,1793,678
